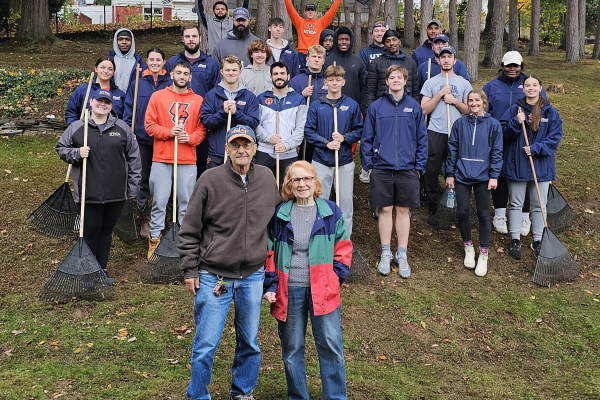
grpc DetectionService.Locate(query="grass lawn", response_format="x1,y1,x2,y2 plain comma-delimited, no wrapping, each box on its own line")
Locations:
1,35,600,399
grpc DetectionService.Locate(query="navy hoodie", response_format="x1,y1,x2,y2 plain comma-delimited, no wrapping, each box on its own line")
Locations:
65,78,126,125
165,51,220,97
289,67,329,104
446,113,503,185
358,42,385,72
411,40,434,66
483,73,548,120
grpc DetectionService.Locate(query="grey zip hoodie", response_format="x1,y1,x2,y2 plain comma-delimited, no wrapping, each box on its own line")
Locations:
212,30,260,68
112,28,138,93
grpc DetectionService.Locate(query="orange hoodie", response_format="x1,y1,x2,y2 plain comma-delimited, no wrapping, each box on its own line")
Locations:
145,86,206,165
284,0,342,53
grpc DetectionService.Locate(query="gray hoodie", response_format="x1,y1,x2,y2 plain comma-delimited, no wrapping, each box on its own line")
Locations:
111,28,138,93
212,30,260,68
240,64,272,96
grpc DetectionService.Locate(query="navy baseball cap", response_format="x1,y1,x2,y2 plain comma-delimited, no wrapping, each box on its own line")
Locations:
439,45,456,56
433,33,449,43
226,125,256,143
91,88,113,103
232,7,249,20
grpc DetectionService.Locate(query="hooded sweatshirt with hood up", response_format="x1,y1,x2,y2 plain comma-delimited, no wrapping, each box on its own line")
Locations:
109,28,145,93
319,29,335,57
323,27,367,115
195,0,250,56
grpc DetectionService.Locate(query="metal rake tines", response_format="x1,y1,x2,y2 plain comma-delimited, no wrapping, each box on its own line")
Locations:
346,248,374,283
38,270,115,303
532,252,581,287
140,254,183,284
113,200,139,242
28,204,80,238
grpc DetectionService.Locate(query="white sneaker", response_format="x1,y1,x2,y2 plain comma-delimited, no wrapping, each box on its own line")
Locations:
493,216,508,234
377,253,392,276
464,246,476,269
395,252,411,278
520,216,531,237
359,168,370,184
475,254,488,277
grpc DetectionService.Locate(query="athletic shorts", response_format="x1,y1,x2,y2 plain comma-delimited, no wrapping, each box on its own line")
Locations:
369,169,420,208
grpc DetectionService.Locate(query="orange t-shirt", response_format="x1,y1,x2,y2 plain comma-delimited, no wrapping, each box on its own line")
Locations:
284,0,342,53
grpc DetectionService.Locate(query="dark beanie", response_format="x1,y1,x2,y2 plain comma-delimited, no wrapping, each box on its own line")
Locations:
382,29,401,42
213,1,228,11
117,30,132,39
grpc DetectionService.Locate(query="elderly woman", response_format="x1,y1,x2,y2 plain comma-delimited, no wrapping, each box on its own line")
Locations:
264,160,352,400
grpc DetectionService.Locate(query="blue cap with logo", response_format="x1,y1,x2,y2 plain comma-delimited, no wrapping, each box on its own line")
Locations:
439,45,456,56
226,125,256,143
232,7,249,20
91,88,113,103
433,33,449,43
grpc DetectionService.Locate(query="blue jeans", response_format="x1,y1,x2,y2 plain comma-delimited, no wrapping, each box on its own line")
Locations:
186,268,265,400
278,286,347,400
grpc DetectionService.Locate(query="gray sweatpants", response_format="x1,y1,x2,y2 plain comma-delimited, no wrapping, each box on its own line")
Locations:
507,179,550,242
312,160,355,236
149,162,197,239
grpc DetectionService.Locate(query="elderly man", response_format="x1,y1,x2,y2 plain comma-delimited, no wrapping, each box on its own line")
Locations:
178,125,281,400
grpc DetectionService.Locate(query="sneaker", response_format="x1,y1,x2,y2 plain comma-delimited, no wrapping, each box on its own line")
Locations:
464,246,476,269
230,394,255,400
531,241,541,258
475,254,488,277
493,216,508,234
372,206,379,220
359,168,370,183
395,252,411,278
509,239,522,260
377,253,392,276
520,216,531,237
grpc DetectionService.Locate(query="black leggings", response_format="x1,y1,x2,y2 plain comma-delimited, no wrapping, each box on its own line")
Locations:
137,143,153,211
80,201,126,270
455,182,491,248
492,176,530,212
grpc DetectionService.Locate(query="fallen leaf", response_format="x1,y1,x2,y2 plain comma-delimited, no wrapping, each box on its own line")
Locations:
115,312,126,316
424,363,432,366
584,209,594,214
74,347,81,354
447,257,452,263
3,349,13,356
106,320,112,325
585,290,593,295
38,340,45,345
431,344,439,348
11,330,24,335
496,247,504,253
442,338,451,343
593,299,599,302
48,341,59,346
13,177,19,181
186,364,191,369
378,355,387,360
22,179,28,182
118,328,128,337
484,346,492,352
531,296,536,300
4,170,11,174
450,224,457,229
128,337,137,343
592,273,599,277
86,343,94,347
107,384,112,388
168,359,179,365
421,321,427,329
172,324,189,335
535,318,542,323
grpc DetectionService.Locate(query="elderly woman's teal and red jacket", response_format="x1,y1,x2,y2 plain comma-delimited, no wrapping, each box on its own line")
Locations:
264,197,353,322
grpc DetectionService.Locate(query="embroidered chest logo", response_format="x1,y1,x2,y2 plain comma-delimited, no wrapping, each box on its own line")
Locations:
265,98,274,106
108,131,122,137
339,105,349,111
403,107,413,113
237,101,247,106
169,102,191,125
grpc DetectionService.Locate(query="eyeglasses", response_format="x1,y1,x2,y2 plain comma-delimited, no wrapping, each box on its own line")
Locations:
290,176,314,185
227,142,255,150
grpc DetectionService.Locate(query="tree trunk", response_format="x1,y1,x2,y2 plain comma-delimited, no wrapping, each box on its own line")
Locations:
368,0,381,44
592,0,600,59
449,0,458,49
507,0,519,51
353,0,363,53
578,0,586,56
344,1,351,28
565,0,580,62
528,0,540,56
383,0,398,30
301,0,308,18
482,0,494,40
237,0,243,8
481,0,506,68
463,0,482,81
419,0,433,44
256,0,269,40
404,0,414,48
15,0,55,43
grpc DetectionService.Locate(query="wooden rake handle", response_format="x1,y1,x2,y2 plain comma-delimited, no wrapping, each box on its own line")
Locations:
334,107,339,206
446,74,451,135
130,64,141,133
80,72,94,120
79,112,89,238
276,111,280,190
224,110,232,163
173,103,179,224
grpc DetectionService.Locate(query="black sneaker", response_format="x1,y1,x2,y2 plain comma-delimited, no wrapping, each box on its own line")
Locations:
509,239,522,260
530,241,541,258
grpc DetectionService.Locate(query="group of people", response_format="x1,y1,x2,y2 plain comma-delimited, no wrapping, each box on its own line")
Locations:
53,5,564,399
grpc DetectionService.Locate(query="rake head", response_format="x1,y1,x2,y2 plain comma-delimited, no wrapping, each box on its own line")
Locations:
140,223,183,284
532,227,581,287
28,182,79,239
546,184,576,233
346,246,373,283
113,199,139,242
38,238,115,302
427,188,477,229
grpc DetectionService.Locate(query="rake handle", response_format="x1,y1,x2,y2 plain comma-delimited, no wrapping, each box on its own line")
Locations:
65,164,72,183
224,109,232,163
334,107,339,206
80,72,94,120
302,75,312,161
130,64,141,133
174,103,179,224
79,113,89,238
276,111,280,190
519,107,548,227
446,74,451,135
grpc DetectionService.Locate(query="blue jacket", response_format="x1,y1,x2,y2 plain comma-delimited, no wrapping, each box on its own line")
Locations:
361,91,428,173
270,41,301,78
417,57,470,91
200,85,260,158
483,73,548,121
499,98,563,182
108,49,147,92
446,113,503,185
289,68,328,104
358,43,385,73
411,40,434,67
304,94,363,167
122,71,172,146
165,51,220,97
65,78,126,125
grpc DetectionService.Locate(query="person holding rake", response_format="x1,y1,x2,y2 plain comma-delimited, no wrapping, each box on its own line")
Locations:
499,75,564,259
445,89,503,277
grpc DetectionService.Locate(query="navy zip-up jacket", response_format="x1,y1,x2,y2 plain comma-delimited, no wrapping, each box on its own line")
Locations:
65,78,126,125
446,113,503,185
417,57,470,91
165,51,220,97
411,40,434,66
289,67,328,104
499,97,563,182
483,73,548,120
123,71,172,146
361,91,427,173
201,85,260,158
304,94,363,167
269,41,301,78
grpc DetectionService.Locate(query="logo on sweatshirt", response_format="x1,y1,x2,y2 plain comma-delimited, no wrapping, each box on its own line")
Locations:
304,23,316,35
169,102,191,126
403,107,413,113
237,101,247,106
339,105,349,111
108,131,122,137
265,98,274,105
541,118,548,123
198,64,206,68
285,50,292,54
